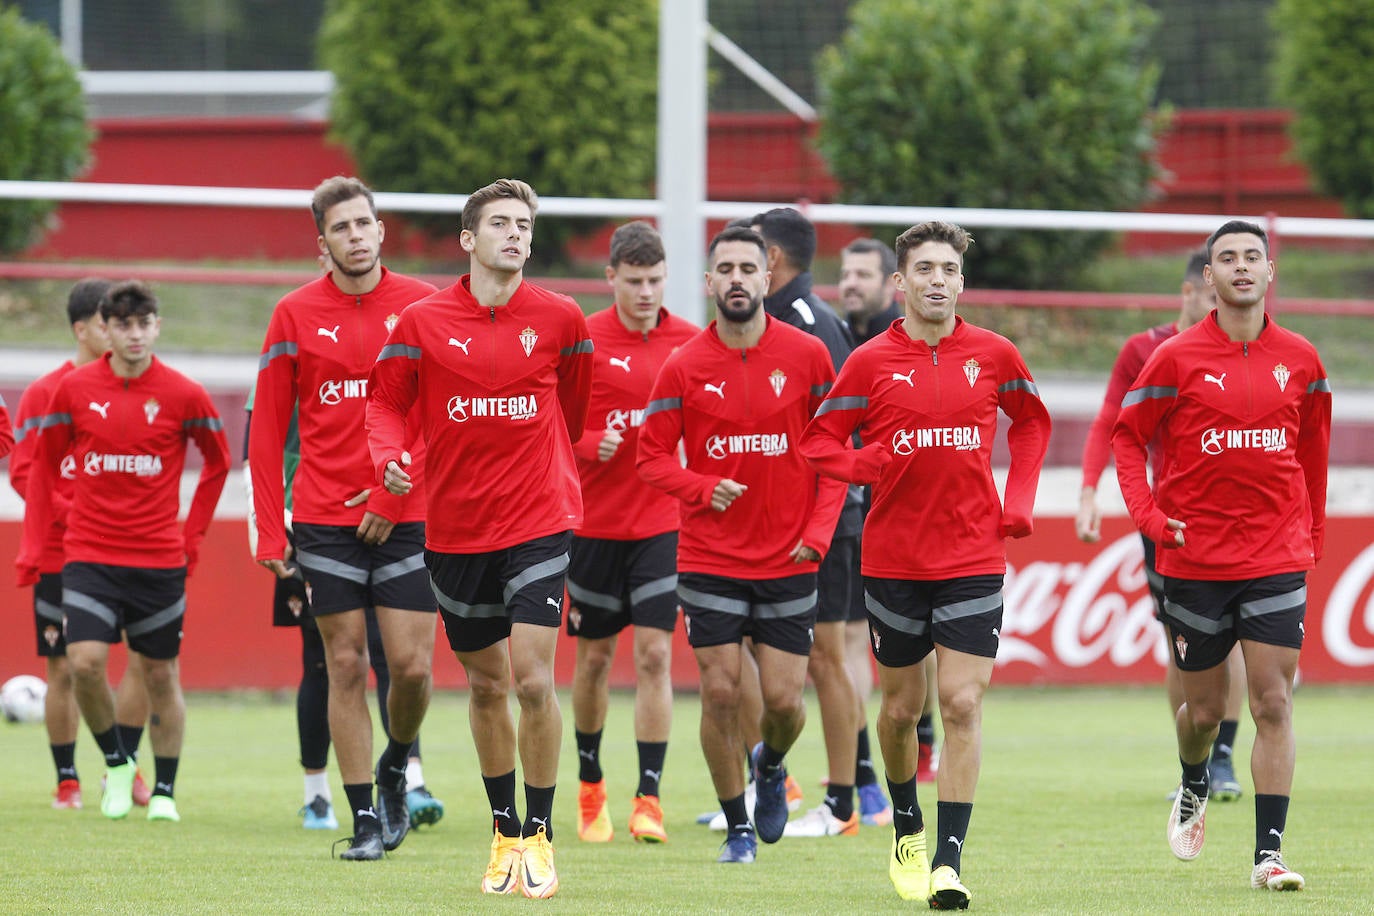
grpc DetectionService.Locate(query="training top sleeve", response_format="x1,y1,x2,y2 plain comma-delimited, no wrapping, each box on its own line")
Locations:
366,311,422,483
248,301,300,562
636,352,717,507
557,306,594,445
1081,330,1155,489
16,382,74,582
182,383,231,575
0,396,12,459
997,343,1052,539
1298,357,1332,562
801,347,893,485
1112,347,1178,548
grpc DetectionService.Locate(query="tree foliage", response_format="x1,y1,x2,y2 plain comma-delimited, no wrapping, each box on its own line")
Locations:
816,0,1162,288
1273,0,1374,219
0,7,92,255
319,0,657,263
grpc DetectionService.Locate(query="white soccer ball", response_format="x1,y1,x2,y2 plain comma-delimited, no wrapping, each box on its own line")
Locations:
1,675,47,724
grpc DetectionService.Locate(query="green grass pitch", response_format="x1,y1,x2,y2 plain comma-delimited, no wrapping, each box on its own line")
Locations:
1,684,1370,913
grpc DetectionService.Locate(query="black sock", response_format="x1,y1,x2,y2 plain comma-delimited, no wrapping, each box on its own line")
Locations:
931,800,973,872
720,792,751,834
916,714,935,749
1181,756,1210,798
887,775,922,836
51,743,78,783
855,727,878,787
376,736,410,790
757,742,786,775
152,756,179,798
636,740,667,797
92,726,127,767
483,771,521,838
523,784,556,841
1213,719,1239,760
575,729,603,783
343,782,378,835
116,723,144,761
1254,794,1290,863
825,782,855,822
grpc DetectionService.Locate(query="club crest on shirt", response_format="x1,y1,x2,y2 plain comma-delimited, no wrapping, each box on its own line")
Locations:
1272,362,1290,392
769,368,787,397
963,359,981,387
144,398,160,424
519,326,539,357
384,313,400,333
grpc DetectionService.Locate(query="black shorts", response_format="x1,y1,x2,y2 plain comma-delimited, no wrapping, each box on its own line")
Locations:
566,532,679,639
1141,535,1166,620
677,572,817,656
864,574,1004,667
1161,572,1307,671
34,573,67,657
426,530,573,653
294,521,434,616
817,535,863,625
62,562,187,660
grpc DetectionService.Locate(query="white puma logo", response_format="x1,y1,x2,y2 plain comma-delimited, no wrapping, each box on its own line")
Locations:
896,806,914,817
531,817,547,828
947,835,964,850
578,749,597,761
1269,828,1283,841
492,806,512,818
89,401,110,419
892,369,915,387
318,325,340,343
644,769,661,782
704,381,726,399
448,337,472,354
1204,372,1226,391
546,596,562,611
609,355,632,372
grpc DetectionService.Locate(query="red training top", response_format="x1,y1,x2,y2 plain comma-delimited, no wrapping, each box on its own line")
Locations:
1080,322,1177,490
10,362,79,580
636,316,847,580
1112,312,1331,580
17,354,230,574
0,395,11,459
574,306,700,540
249,269,435,562
367,276,594,553
800,317,1052,580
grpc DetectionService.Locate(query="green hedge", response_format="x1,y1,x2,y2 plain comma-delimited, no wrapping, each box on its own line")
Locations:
816,0,1162,288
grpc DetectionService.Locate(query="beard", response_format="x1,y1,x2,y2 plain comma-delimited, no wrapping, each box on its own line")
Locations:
715,288,763,324
325,242,379,278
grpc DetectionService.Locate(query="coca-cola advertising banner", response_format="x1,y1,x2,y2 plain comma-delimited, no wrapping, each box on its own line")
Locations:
1001,516,1374,684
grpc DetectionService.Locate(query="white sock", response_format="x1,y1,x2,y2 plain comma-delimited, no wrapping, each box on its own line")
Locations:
304,771,331,805
405,758,425,790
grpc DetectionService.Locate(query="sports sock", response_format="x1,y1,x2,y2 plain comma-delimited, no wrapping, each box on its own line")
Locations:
343,782,378,835
887,775,922,836
756,742,786,775
720,792,751,834
483,770,521,838
405,757,425,790
376,736,411,790
1180,756,1210,799
916,714,935,751
636,740,667,797
298,630,330,769
575,729,603,783
824,782,855,822
1254,794,1290,863
304,770,330,805
51,742,78,783
1212,719,1239,760
116,724,144,761
92,726,128,767
523,784,556,841
931,800,972,872
152,756,179,798
855,727,878,786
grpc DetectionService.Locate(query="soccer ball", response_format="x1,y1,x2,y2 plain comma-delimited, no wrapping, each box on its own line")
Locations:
1,675,47,724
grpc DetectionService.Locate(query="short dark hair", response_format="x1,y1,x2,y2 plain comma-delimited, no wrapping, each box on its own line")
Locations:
842,237,897,277
751,207,816,271
609,221,665,268
894,221,973,271
1205,220,1268,260
707,226,767,262
461,178,539,233
1184,248,1208,281
724,217,754,231
99,280,159,321
67,277,112,325
311,176,377,234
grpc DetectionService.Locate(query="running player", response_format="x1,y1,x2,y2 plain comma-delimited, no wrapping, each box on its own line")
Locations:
17,280,231,823
1113,220,1329,891
637,226,847,864
801,221,1051,906
568,221,699,845
250,176,439,860
10,279,154,810
1076,250,1247,801
367,178,593,898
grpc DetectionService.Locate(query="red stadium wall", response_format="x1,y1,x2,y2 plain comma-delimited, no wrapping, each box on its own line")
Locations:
3,517,1372,689
20,110,1344,263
